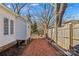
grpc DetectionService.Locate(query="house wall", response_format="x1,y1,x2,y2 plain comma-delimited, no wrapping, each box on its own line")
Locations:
26,22,31,39
22,17,31,40
0,5,16,48
15,17,27,40
0,5,31,52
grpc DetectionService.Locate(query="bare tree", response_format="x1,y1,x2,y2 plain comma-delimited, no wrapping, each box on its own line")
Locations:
53,3,67,43
55,3,67,27
33,4,55,37
38,3,67,36
3,3,27,14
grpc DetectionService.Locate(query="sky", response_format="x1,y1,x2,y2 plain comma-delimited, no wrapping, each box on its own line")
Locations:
5,3,79,22
63,3,79,21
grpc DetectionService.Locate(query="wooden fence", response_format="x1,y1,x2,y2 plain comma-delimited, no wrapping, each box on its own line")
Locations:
48,23,79,50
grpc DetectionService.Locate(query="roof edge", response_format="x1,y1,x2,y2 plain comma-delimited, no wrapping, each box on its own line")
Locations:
0,4,19,17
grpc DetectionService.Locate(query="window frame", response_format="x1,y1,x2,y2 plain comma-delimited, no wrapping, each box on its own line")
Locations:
10,20,14,34
4,18,9,35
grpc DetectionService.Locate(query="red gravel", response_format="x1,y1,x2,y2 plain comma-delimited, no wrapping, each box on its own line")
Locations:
22,38,65,56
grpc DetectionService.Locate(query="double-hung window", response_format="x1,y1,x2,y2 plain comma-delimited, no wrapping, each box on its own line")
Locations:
4,18,9,35
10,20,14,34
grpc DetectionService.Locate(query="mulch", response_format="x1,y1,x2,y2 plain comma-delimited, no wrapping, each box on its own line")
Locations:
0,45,25,56
22,38,65,56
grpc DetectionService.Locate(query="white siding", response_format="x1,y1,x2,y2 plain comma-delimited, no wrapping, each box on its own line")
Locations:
0,7,16,47
0,5,31,48
15,17,26,40
26,22,31,39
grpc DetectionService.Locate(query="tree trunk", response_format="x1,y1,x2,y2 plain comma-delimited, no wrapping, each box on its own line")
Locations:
44,24,48,38
57,3,67,27
56,3,67,27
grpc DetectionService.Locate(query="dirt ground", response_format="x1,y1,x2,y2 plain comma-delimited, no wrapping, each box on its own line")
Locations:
0,45,25,56
0,38,65,56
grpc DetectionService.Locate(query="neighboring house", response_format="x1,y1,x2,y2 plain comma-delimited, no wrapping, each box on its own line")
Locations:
0,4,31,52
63,20,79,26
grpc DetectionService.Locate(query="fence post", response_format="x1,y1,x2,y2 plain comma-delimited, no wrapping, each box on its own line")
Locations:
69,23,73,51
56,26,58,43
51,28,52,39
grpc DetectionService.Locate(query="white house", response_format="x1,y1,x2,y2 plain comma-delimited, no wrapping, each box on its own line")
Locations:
0,4,31,52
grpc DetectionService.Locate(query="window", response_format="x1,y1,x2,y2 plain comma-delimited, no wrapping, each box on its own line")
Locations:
10,20,14,34
4,18,9,35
